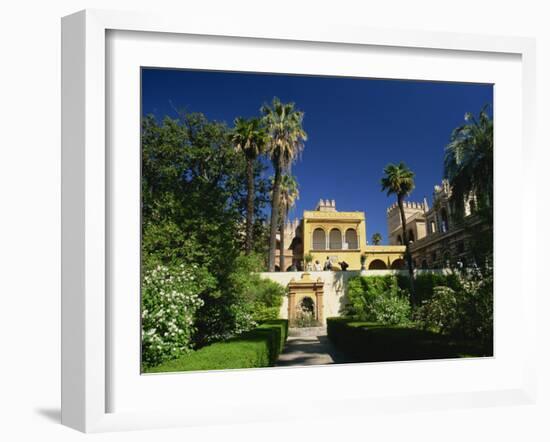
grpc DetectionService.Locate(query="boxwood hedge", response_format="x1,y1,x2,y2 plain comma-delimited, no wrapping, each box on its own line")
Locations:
146,319,288,373
327,317,488,362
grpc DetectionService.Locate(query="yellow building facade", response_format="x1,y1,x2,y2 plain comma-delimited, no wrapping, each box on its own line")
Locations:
281,199,406,271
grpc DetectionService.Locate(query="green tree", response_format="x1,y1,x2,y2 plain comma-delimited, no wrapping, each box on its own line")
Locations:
232,117,268,254
444,106,493,222
141,112,270,345
381,162,416,293
277,174,299,271
371,232,382,245
261,98,307,271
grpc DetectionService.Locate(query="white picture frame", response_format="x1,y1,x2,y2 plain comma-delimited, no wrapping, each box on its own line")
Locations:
61,9,537,433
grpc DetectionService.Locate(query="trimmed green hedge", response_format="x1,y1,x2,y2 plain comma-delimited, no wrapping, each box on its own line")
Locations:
146,319,288,373
327,317,488,362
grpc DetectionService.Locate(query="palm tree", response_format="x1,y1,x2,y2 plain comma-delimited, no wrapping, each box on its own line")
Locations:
232,117,268,254
444,106,493,221
261,98,307,271
277,174,299,271
381,162,416,291
371,232,382,245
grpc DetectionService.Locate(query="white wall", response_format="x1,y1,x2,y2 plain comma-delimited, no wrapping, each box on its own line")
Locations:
260,270,409,322
0,1,548,441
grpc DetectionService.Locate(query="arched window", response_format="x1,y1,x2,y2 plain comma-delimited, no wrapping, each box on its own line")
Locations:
396,235,402,245
329,228,342,249
421,259,428,269
391,259,406,269
345,228,358,249
368,259,387,270
408,229,415,243
430,221,436,234
312,228,326,250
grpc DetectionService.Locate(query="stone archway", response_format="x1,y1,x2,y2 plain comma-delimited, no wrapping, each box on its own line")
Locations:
287,273,324,324
368,259,387,270
391,258,406,269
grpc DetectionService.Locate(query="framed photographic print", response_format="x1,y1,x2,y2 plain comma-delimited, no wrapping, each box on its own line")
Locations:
61,9,537,433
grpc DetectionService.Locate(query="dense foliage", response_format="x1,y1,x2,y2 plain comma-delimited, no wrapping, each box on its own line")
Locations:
344,275,411,325
343,269,492,353
141,112,278,364
146,320,289,373
414,286,460,335
398,272,461,306
245,277,286,322
415,267,493,351
444,106,493,221
142,113,270,270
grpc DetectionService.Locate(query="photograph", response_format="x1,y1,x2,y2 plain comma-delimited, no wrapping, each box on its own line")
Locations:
140,68,494,374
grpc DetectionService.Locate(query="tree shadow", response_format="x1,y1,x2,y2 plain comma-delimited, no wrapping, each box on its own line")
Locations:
331,270,353,316
276,334,357,367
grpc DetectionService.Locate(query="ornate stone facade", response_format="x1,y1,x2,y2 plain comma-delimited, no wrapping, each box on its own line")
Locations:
287,272,325,324
386,179,483,269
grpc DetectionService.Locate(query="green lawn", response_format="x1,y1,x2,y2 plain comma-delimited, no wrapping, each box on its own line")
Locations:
145,319,288,373
327,317,491,363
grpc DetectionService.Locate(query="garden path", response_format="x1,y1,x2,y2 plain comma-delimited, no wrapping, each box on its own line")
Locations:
275,328,355,367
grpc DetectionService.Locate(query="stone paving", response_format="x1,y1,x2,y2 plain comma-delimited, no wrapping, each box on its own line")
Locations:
276,327,355,367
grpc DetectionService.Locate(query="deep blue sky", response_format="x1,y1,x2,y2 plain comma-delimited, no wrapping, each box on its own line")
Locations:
142,68,492,244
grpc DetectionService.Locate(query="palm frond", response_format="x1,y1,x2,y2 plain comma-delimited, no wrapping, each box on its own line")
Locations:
444,105,493,216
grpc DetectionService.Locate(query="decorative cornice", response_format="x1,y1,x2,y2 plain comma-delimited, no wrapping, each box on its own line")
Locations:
304,210,365,221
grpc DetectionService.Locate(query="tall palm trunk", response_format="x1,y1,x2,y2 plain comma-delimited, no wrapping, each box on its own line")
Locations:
244,158,254,254
279,215,285,271
268,163,282,271
398,194,415,295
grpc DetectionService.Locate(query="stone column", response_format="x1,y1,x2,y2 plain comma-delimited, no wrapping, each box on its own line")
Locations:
288,290,296,321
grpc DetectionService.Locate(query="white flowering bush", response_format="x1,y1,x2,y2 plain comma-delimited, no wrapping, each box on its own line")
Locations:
141,264,215,369
415,286,460,334
415,266,493,351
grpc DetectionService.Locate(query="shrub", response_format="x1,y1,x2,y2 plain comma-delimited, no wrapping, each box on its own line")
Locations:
141,264,216,369
195,253,268,346
245,276,285,322
414,268,493,352
292,310,321,328
454,268,493,349
146,319,289,373
371,294,412,325
344,275,411,325
414,286,461,334
326,318,488,361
